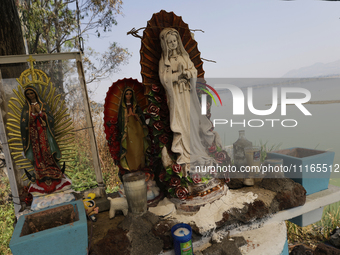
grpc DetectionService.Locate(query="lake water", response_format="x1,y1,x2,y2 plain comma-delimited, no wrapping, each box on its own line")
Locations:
207,78,340,178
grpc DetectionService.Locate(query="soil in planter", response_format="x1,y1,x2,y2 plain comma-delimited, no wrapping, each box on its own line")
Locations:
20,204,78,236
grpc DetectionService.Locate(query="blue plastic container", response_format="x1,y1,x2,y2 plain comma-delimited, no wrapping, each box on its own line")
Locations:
171,223,193,255
267,147,334,195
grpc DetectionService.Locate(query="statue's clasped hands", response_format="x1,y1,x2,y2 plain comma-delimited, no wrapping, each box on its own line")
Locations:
127,107,134,116
127,107,138,121
32,104,41,114
178,63,191,79
183,70,191,79
177,64,191,93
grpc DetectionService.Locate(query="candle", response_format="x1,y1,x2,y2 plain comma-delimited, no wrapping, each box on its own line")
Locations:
123,172,147,215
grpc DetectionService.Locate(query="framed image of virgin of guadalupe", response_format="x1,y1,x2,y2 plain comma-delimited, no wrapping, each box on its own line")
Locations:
0,53,104,215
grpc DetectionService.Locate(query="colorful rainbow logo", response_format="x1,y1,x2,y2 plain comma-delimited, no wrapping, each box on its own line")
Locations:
197,82,223,107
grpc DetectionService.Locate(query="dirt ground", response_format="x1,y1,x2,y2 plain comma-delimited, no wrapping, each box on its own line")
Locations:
87,211,125,246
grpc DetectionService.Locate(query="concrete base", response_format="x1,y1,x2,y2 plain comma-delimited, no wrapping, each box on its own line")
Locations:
237,221,287,255
94,197,110,213
10,200,88,255
86,185,340,255
289,207,324,227
281,240,289,255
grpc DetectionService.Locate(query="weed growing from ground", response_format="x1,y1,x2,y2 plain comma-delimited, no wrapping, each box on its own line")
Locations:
0,176,15,255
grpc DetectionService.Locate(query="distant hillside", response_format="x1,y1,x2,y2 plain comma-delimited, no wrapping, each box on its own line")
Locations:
282,60,340,78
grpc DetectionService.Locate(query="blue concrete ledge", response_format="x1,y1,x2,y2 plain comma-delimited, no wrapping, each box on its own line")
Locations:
10,200,88,255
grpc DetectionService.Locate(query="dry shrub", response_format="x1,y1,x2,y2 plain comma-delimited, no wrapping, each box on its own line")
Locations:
90,101,120,191
286,203,340,248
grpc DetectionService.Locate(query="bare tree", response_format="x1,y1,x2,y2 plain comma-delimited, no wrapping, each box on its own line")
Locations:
18,0,130,95
0,0,27,78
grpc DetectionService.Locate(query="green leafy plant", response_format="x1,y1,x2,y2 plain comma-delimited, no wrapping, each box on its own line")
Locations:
0,177,15,255
67,150,97,192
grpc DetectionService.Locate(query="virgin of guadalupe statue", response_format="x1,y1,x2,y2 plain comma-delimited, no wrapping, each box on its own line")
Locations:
118,87,148,171
159,28,215,168
20,86,71,194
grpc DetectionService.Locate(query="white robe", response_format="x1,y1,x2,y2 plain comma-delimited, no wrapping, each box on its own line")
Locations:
159,54,214,166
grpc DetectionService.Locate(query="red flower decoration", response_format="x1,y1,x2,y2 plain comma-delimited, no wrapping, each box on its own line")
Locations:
153,121,164,131
164,125,172,134
160,102,169,112
111,117,118,124
175,187,188,200
112,141,120,148
149,144,160,154
192,173,201,184
149,134,155,141
109,125,116,133
24,194,33,205
172,164,182,174
208,145,217,154
110,146,120,155
169,175,181,187
152,84,161,93
159,170,166,182
154,95,163,103
147,103,160,117
144,171,154,182
215,150,229,164
110,128,119,140
160,111,170,121
159,133,169,144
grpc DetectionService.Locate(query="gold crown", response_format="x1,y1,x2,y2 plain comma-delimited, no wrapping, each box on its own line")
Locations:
16,55,51,88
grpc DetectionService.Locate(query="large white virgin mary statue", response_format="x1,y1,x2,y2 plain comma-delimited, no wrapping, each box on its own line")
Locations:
159,28,215,168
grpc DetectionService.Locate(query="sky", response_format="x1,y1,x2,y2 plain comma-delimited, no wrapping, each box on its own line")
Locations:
86,0,340,103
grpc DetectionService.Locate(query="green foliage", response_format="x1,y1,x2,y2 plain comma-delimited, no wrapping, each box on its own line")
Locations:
286,204,340,247
318,202,340,239
67,151,97,192
286,197,340,247
102,167,120,193
0,177,15,255
17,0,130,86
105,185,120,194
19,0,122,54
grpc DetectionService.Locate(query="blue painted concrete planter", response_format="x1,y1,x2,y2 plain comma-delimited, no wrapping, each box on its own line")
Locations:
280,239,289,255
267,147,335,195
10,200,88,255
